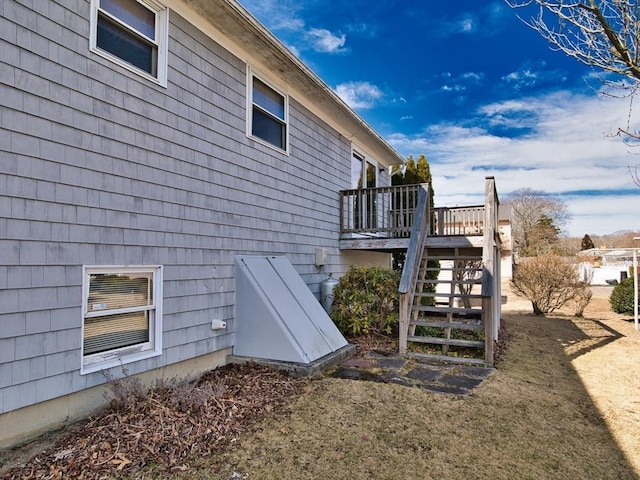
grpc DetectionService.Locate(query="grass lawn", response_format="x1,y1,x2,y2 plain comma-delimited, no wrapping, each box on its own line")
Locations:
2,285,638,479
194,285,639,480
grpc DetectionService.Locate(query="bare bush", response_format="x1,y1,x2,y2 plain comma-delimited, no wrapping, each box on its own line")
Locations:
102,368,147,410
455,259,482,308
572,284,593,317
511,255,592,315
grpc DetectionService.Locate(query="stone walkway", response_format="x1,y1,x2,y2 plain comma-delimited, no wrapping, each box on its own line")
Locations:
330,350,494,396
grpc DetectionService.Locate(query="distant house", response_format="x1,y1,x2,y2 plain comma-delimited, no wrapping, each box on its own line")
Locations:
0,0,405,447
577,248,635,285
498,204,513,279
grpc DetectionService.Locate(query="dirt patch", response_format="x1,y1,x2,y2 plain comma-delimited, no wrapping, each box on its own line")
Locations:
2,284,639,479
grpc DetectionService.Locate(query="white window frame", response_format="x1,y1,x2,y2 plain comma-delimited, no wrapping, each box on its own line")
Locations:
89,0,169,87
81,265,163,374
352,148,379,189
247,67,289,153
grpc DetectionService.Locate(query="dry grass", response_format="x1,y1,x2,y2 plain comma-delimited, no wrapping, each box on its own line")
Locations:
188,284,639,480
3,285,639,479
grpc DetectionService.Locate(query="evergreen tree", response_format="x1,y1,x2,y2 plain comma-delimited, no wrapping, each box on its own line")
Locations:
581,234,595,251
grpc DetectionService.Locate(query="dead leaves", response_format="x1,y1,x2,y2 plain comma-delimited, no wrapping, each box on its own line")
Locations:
1,363,306,479
111,453,132,471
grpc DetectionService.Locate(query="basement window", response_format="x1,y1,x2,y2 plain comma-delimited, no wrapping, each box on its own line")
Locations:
81,266,162,374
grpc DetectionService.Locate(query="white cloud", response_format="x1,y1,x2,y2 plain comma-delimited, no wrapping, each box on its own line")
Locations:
240,1,347,56
438,14,477,36
502,61,567,90
462,72,483,82
239,0,305,31
484,2,510,30
305,28,347,53
335,81,384,109
437,4,509,38
438,71,484,93
502,69,539,89
346,22,377,38
387,91,640,236
457,17,475,33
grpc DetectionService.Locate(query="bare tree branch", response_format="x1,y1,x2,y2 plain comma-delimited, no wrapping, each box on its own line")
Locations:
504,188,571,256
629,164,640,186
505,0,640,81
506,0,640,183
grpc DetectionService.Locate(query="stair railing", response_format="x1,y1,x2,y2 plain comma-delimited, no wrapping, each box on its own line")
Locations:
398,184,431,354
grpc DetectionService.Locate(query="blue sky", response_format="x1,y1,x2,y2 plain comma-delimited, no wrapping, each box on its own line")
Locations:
239,0,640,237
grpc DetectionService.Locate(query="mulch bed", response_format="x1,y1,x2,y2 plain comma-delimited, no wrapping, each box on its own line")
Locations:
0,363,307,479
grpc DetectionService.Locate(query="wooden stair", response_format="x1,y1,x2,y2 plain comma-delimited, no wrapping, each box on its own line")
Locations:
398,177,501,367
406,248,487,365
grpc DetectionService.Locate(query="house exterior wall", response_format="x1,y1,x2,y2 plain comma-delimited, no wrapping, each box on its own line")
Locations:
0,0,392,433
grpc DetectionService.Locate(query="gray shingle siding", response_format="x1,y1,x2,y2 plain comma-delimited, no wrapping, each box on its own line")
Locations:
0,1,387,414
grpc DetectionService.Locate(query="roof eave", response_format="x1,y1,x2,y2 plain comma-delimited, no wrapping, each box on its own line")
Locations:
181,0,405,166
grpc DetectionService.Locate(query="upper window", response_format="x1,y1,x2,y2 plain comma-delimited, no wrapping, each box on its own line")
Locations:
351,150,378,189
249,73,288,151
90,0,168,86
81,266,163,374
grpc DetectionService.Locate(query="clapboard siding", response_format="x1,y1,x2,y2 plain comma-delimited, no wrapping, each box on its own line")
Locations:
0,0,392,414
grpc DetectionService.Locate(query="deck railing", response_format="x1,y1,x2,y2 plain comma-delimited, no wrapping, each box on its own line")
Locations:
433,205,485,236
339,184,485,238
339,184,421,238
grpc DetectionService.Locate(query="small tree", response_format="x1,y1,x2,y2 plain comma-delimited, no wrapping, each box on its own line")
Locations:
455,259,483,308
511,255,592,315
504,188,571,257
573,273,594,318
521,214,562,256
580,234,595,251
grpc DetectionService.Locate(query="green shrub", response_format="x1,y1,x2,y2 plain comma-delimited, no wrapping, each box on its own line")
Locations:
610,277,638,315
330,265,400,336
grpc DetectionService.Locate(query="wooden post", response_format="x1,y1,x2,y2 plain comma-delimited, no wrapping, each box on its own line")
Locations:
483,294,494,364
399,293,409,354
482,177,497,365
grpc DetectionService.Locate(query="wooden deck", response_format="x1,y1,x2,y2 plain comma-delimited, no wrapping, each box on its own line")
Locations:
338,179,503,365
339,184,486,251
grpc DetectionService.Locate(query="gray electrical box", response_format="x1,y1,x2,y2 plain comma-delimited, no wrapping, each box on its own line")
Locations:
234,255,348,364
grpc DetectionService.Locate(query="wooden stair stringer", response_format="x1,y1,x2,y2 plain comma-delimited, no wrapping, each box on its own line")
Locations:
405,246,488,364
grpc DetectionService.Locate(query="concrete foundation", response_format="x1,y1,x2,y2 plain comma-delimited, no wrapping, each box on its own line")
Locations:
228,343,356,378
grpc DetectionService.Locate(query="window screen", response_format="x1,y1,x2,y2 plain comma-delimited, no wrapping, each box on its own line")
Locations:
251,77,287,150
84,272,154,356
91,0,166,84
